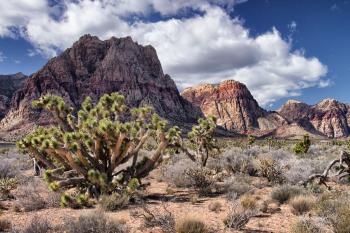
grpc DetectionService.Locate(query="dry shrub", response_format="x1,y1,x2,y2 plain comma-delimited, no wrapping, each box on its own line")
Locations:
240,195,257,210
270,185,302,204
289,195,315,215
291,216,331,233
12,216,51,233
99,193,129,211
0,218,11,232
208,201,222,212
317,193,350,233
185,167,214,196
0,160,18,179
224,201,255,230
131,203,175,233
223,176,253,200
256,158,283,183
15,184,46,212
176,218,207,233
64,210,128,233
162,159,196,188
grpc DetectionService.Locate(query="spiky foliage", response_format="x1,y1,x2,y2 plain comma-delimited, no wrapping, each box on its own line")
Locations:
17,93,183,197
293,134,311,155
185,116,218,167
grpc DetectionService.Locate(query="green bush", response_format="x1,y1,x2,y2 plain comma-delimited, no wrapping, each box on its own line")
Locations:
293,134,311,154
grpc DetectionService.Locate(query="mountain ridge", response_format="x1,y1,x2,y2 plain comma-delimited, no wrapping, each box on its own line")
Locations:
0,35,348,139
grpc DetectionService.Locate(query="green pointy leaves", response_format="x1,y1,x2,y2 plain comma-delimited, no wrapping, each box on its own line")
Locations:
32,94,72,116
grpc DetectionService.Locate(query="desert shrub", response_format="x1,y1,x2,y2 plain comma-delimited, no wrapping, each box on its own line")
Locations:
293,134,311,155
283,159,314,184
208,201,222,212
289,195,315,215
291,216,331,233
185,167,214,196
221,148,257,176
176,218,207,233
256,158,284,183
223,176,253,200
99,193,129,211
131,204,175,233
240,195,257,210
0,160,18,179
0,178,17,199
224,202,254,230
0,218,11,232
64,211,128,233
259,200,269,213
316,193,350,233
15,183,46,212
270,185,302,204
13,217,51,233
162,159,196,188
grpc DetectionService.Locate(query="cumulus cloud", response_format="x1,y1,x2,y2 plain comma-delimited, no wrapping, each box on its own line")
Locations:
0,0,329,106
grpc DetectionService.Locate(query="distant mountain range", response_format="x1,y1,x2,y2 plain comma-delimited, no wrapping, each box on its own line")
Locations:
0,35,348,140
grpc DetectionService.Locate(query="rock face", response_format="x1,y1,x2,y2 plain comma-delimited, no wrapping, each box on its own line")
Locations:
0,73,27,118
181,80,287,134
0,35,199,137
278,99,350,138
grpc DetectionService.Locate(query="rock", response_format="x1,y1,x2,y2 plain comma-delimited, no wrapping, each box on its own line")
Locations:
0,73,27,118
278,98,350,138
0,35,199,139
181,80,287,135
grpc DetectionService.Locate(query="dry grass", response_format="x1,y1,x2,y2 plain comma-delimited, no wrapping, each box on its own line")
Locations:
289,195,315,215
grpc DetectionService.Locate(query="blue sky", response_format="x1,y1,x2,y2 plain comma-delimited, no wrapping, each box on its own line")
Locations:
0,0,349,109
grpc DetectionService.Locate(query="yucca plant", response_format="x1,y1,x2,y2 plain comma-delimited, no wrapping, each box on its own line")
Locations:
17,93,185,198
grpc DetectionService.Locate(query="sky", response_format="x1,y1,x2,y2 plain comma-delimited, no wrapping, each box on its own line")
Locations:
0,0,349,109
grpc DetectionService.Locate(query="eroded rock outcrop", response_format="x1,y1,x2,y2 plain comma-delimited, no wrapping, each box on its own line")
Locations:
278,99,350,138
0,35,199,138
0,73,27,119
181,80,287,134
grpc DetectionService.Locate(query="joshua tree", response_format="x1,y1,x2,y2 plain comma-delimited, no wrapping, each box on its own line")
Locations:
182,116,218,167
293,134,311,154
17,93,183,197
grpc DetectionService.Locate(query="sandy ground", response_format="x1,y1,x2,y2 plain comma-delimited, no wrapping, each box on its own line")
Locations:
1,171,298,233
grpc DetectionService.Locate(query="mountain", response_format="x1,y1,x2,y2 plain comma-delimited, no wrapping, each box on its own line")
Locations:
278,99,350,138
181,80,287,135
1,35,349,139
0,35,200,139
0,73,27,118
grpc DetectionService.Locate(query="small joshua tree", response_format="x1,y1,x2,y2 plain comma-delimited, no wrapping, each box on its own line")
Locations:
183,116,218,167
17,93,183,198
293,134,311,155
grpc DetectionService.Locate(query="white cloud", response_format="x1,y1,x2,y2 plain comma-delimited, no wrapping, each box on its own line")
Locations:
288,21,297,33
0,0,329,106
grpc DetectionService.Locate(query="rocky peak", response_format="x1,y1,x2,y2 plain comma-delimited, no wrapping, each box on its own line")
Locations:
0,35,199,138
278,98,350,138
182,80,274,133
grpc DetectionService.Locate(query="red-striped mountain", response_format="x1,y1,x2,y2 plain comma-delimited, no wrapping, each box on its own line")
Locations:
181,80,288,136
0,35,200,139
